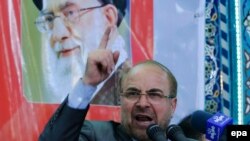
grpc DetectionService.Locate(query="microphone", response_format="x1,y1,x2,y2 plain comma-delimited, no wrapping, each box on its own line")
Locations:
166,124,192,141
191,110,233,141
146,124,167,141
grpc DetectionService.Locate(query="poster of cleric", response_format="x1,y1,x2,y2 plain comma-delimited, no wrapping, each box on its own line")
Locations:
22,0,205,123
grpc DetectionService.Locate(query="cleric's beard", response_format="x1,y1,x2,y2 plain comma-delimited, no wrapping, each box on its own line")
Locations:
43,41,87,103
53,52,84,100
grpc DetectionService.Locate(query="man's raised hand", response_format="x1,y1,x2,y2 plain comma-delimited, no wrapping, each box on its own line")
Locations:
83,27,119,86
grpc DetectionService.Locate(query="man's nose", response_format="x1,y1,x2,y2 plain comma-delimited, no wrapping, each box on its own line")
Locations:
52,18,70,42
136,94,150,108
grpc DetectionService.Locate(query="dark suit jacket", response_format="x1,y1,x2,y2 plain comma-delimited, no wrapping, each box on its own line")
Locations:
39,99,133,141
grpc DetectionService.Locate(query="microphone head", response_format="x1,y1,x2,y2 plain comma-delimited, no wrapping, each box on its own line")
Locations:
167,125,200,141
166,124,184,140
146,124,166,141
191,110,213,134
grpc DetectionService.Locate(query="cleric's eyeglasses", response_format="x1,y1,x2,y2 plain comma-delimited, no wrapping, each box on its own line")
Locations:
35,4,105,33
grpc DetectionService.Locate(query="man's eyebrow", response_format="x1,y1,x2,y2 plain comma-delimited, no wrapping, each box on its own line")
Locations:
146,88,164,93
126,87,141,92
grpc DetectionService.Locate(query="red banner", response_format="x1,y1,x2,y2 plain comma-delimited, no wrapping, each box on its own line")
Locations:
0,0,153,140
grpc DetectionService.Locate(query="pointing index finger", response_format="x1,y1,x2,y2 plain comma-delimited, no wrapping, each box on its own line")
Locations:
99,26,112,49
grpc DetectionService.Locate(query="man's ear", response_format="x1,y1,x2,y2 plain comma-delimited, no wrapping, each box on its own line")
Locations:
171,98,177,112
103,4,118,26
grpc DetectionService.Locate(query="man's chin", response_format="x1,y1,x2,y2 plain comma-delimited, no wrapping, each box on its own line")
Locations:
133,134,150,141
130,128,150,141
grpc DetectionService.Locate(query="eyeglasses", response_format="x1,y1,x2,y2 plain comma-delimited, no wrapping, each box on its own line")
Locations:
35,4,105,33
120,89,175,104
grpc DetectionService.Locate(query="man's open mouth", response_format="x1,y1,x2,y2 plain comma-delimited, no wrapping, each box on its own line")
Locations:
135,115,153,121
133,114,154,128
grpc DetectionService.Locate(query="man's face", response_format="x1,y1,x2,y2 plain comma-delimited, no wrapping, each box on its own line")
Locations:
120,64,177,141
41,0,110,100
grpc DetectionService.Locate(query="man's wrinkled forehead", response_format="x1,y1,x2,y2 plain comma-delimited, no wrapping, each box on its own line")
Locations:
122,63,168,85
42,0,100,12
